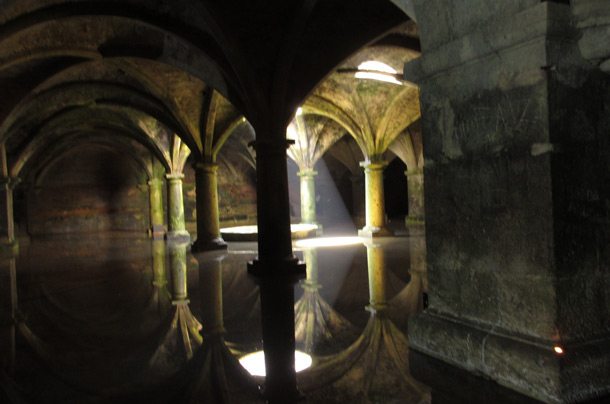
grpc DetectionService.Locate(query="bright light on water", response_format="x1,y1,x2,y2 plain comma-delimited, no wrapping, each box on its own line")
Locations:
221,224,318,235
295,236,363,248
239,350,312,377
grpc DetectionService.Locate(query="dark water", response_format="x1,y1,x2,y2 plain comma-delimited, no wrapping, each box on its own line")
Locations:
0,233,535,403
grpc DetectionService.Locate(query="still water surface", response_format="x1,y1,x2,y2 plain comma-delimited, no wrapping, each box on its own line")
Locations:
0,233,432,403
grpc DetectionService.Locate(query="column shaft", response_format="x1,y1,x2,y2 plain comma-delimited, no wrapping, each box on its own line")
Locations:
298,169,317,224
358,161,391,237
165,173,190,242
192,163,227,251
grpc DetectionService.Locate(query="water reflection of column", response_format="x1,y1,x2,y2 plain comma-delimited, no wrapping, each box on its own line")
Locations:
151,240,170,315
299,248,319,353
170,243,188,301
167,242,201,359
199,252,225,336
366,241,387,310
1,258,17,374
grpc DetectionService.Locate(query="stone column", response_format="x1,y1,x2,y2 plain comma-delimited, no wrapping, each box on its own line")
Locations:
165,173,190,242
406,1,610,402
297,169,317,225
148,178,165,240
358,161,391,237
405,168,425,235
0,177,18,254
191,163,227,252
247,136,305,403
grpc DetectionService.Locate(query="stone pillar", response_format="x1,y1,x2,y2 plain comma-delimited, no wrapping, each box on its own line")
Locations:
297,169,317,225
148,178,165,240
358,161,391,237
165,173,190,242
406,1,610,402
191,163,227,252
247,136,305,403
405,168,425,235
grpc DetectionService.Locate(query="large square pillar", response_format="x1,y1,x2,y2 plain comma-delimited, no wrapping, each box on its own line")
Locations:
406,1,610,402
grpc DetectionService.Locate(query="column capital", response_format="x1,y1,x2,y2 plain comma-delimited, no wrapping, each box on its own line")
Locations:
404,168,424,176
0,177,20,188
147,177,164,186
250,139,293,156
165,172,185,181
359,160,387,171
297,169,317,178
194,162,219,173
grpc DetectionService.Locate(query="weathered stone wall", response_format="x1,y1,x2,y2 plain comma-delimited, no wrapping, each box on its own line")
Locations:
407,1,610,402
25,144,150,235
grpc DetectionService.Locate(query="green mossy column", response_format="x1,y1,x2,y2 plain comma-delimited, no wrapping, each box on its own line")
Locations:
365,241,387,310
298,169,317,225
148,178,165,240
165,173,190,242
191,163,227,252
358,161,391,237
405,169,425,234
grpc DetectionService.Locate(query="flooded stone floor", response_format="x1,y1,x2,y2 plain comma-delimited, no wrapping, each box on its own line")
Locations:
0,232,558,403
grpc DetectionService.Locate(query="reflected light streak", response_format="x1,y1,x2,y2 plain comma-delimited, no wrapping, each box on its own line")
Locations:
295,236,363,248
221,224,319,235
239,350,312,377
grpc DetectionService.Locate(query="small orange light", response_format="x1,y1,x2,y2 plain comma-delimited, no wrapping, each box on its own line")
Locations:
553,346,564,355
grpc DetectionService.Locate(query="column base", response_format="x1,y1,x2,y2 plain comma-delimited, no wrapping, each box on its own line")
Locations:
191,237,228,252
358,226,393,238
165,230,191,243
408,311,610,403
